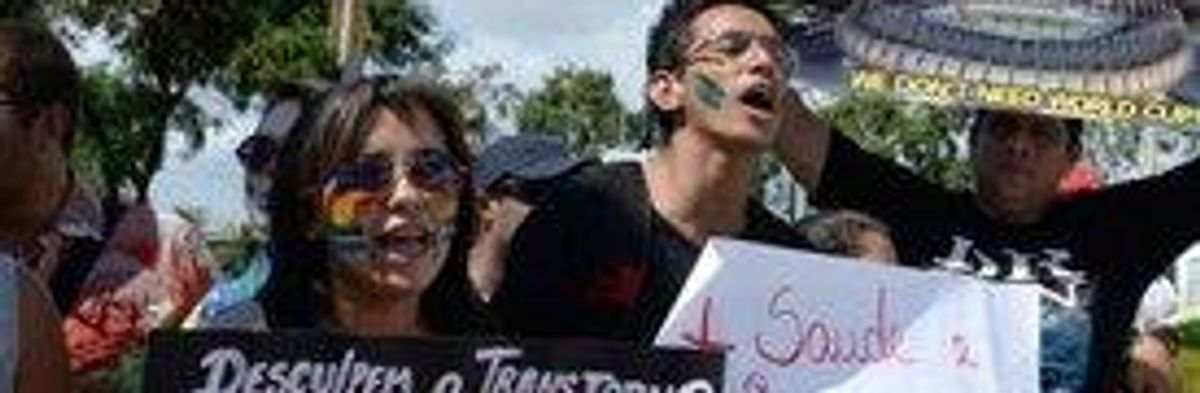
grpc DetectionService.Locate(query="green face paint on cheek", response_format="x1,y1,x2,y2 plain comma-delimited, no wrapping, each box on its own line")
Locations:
691,72,727,111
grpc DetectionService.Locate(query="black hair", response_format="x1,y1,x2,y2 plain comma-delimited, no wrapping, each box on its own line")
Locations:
796,209,893,258
644,0,786,146
968,109,1084,157
0,19,79,149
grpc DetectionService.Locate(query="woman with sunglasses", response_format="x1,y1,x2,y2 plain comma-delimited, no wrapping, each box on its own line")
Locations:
205,76,482,336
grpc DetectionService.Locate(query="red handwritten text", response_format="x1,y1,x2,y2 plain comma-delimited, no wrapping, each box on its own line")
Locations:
753,285,914,368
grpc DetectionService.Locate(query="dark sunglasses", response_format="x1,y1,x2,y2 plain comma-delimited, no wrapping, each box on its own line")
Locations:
686,30,795,73
327,148,464,196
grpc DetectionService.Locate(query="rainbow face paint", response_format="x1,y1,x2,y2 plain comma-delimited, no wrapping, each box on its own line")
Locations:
318,163,459,267
321,188,379,266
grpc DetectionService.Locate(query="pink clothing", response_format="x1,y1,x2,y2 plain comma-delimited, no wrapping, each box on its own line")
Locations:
8,184,213,390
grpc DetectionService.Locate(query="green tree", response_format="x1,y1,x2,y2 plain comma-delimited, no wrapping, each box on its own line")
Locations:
515,67,640,155
440,63,521,146
818,91,971,189
1083,121,1199,183
37,0,446,200
0,0,40,19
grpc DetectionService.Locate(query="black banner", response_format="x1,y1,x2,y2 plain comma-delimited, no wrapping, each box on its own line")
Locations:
144,331,723,393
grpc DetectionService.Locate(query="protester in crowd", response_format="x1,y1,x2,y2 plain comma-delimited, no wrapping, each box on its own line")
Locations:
0,20,213,390
493,0,812,342
238,80,332,226
796,209,897,264
1128,276,1183,393
1,258,70,392
205,75,483,337
186,80,329,329
468,134,592,301
775,98,1200,390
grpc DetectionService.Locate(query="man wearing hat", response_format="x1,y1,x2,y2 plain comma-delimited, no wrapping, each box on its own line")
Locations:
468,134,592,301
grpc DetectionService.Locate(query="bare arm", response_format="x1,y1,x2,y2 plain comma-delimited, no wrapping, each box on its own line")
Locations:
17,269,70,393
773,88,832,192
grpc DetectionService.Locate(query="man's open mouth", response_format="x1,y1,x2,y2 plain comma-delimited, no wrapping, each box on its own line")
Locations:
738,84,776,114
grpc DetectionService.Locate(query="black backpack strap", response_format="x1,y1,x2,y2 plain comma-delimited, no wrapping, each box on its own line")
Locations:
49,199,126,313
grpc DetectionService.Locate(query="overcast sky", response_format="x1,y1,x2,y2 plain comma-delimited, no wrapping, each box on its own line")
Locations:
436,0,663,105
146,0,667,232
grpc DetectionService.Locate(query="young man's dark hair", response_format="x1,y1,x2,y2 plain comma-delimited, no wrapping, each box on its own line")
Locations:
0,20,79,148
644,0,786,145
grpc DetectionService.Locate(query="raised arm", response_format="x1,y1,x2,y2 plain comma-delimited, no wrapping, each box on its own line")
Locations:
772,88,951,225
773,88,833,192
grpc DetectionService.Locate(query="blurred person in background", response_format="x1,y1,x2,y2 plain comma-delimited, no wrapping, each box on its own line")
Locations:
1127,275,1183,393
186,80,328,328
1,256,70,392
0,19,213,391
796,209,897,264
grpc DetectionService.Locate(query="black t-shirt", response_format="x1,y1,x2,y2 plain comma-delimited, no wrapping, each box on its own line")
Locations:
493,162,810,343
815,131,1200,392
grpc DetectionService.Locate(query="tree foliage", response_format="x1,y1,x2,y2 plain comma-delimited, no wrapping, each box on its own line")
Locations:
31,0,446,200
817,91,972,189
72,70,209,200
515,67,641,156
439,63,521,146
1083,121,1200,183
0,0,40,19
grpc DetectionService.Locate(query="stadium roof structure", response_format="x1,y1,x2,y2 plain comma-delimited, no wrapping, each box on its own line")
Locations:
783,0,1200,103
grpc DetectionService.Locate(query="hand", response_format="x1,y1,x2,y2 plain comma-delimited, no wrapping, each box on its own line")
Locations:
1126,334,1180,393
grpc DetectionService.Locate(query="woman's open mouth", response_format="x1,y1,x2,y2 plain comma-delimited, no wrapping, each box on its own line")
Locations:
375,231,434,265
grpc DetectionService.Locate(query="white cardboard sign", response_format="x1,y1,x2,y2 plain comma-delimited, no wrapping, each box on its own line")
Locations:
654,238,1040,393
